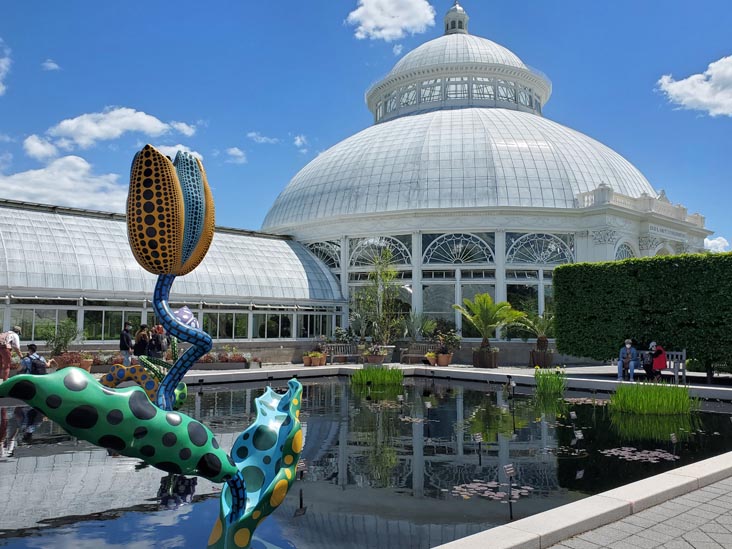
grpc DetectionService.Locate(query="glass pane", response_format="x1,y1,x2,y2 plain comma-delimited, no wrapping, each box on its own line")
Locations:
84,310,103,340
423,284,455,315
234,313,249,339
544,284,554,314
34,309,56,341
506,285,539,338
59,309,77,325
219,313,233,339
298,314,314,338
125,312,142,333
252,314,267,339
203,313,218,339
280,314,293,338
10,309,33,341
104,311,123,341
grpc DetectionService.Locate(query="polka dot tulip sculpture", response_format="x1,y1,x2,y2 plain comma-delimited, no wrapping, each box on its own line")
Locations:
0,145,303,549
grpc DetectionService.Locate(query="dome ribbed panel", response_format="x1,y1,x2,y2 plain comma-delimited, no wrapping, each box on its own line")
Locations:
262,108,656,231
388,34,527,77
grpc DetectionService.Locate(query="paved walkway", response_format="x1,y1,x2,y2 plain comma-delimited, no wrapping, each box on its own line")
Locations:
550,476,732,549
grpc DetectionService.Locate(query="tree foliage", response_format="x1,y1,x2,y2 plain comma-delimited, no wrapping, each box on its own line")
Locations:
554,253,732,378
453,293,526,348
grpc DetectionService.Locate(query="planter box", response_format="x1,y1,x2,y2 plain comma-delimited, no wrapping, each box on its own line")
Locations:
365,355,385,365
473,349,498,368
531,350,554,368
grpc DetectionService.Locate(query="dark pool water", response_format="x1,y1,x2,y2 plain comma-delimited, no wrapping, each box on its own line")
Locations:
1,378,731,548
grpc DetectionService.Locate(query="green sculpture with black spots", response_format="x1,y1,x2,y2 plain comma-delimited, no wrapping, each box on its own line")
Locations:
0,368,237,483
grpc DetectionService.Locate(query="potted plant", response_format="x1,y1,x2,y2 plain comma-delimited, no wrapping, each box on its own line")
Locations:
79,351,94,372
363,344,388,365
424,351,437,366
434,329,461,366
309,351,324,366
453,293,526,368
302,352,312,366
514,311,555,368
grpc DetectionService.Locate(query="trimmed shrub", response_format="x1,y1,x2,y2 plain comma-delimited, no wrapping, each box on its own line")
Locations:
554,253,732,377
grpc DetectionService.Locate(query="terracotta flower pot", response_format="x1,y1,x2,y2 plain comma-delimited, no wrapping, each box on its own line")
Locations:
365,355,385,365
436,353,452,367
79,359,93,372
425,356,437,366
303,356,312,366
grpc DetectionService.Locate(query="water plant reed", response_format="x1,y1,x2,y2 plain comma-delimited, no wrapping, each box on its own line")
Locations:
534,366,567,396
610,383,699,415
610,409,698,442
351,367,404,386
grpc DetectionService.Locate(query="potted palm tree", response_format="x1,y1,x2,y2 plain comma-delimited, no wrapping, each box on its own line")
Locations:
453,293,526,368
514,311,555,368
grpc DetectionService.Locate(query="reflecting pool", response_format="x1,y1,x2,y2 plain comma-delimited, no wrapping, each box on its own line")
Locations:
1,378,731,548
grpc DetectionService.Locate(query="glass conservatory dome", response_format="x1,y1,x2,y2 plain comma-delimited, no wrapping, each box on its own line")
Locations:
262,1,655,233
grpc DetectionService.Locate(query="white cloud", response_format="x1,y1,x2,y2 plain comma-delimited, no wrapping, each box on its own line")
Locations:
170,121,196,136
247,131,279,144
48,107,170,148
347,0,435,42
393,44,403,56
154,144,203,161
225,147,247,164
0,133,12,143
23,134,58,160
0,39,11,96
0,155,126,212
0,151,11,171
41,58,61,71
293,134,308,154
705,236,730,253
658,55,732,117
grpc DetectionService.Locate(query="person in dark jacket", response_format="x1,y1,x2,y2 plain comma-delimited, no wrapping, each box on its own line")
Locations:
643,341,667,382
133,325,150,357
119,321,134,366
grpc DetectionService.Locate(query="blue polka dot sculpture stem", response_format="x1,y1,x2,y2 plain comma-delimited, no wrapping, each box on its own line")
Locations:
153,273,212,411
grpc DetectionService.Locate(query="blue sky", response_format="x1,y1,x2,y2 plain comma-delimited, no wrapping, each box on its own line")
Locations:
0,1,730,249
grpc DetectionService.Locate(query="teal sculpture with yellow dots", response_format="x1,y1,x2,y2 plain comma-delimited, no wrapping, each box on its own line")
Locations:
0,145,303,549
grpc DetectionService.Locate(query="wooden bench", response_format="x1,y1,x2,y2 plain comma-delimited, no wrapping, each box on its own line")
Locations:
401,342,437,364
324,343,361,364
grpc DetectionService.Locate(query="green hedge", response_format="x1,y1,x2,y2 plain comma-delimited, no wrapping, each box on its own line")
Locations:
554,253,732,367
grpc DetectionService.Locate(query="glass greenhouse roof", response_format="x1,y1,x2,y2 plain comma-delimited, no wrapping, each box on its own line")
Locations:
263,108,657,231
0,202,342,303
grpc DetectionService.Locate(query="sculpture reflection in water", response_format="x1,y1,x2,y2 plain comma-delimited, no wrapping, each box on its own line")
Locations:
0,145,303,549
159,473,198,510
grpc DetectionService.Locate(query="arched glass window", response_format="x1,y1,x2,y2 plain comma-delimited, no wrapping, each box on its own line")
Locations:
306,241,341,269
458,21,464,29
451,20,456,29
615,243,635,260
506,233,574,264
423,233,494,264
350,236,411,267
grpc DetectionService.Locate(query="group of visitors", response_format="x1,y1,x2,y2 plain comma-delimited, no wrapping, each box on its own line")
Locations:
119,323,169,366
0,326,50,380
618,339,667,381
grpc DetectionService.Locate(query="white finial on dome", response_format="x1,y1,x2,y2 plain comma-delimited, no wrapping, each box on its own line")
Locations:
444,1,469,35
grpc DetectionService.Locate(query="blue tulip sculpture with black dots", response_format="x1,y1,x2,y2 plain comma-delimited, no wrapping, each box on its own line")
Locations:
0,145,303,549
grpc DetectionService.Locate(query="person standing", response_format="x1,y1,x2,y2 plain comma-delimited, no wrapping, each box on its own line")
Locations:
120,321,134,366
0,326,24,382
618,338,638,382
133,325,150,357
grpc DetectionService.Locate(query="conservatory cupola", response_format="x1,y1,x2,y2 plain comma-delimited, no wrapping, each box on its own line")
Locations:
445,1,469,35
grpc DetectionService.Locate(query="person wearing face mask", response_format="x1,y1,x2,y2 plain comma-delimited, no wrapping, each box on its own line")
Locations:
618,338,638,381
642,341,666,382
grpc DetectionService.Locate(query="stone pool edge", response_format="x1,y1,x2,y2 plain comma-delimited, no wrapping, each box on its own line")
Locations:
431,451,732,549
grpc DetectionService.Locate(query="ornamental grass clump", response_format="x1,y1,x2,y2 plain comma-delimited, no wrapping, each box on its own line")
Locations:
534,366,566,396
351,367,404,387
610,383,699,415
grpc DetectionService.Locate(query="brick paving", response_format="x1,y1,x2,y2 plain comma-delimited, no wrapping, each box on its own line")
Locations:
550,477,732,549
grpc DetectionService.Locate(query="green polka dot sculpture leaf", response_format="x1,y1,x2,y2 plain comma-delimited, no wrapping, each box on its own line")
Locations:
0,368,237,483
